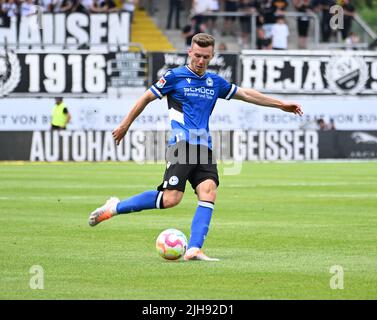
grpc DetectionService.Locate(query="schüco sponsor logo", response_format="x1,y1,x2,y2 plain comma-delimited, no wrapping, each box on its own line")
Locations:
184,87,215,95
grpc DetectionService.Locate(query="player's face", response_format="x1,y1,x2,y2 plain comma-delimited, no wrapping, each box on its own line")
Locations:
188,43,214,76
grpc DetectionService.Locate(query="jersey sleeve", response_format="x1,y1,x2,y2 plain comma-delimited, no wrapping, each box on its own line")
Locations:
217,76,238,100
150,70,176,99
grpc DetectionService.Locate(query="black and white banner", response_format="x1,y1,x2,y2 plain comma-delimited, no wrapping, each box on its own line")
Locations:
0,130,318,161
149,52,239,86
0,50,146,97
241,50,377,95
1,130,376,161
0,13,130,51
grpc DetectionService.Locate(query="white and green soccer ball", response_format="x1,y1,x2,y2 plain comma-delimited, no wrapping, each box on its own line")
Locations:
156,228,188,260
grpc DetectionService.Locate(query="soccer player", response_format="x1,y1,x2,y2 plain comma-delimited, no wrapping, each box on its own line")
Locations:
88,33,303,261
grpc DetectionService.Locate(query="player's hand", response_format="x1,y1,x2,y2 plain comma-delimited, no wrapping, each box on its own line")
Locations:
280,103,303,116
112,126,128,145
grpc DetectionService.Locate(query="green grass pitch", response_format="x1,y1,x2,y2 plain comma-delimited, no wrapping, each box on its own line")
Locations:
0,161,376,299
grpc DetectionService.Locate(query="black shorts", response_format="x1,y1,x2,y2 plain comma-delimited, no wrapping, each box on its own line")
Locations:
157,141,219,193
297,19,310,37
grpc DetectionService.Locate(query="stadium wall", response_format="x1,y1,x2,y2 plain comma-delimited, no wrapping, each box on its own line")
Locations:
1,130,377,161
1,40,377,161
1,96,377,131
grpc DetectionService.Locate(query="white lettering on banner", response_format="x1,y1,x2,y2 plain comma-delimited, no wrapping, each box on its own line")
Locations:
45,130,59,161
108,14,130,51
72,131,86,161
0,18,16,46
21,54,107,95
305,131,319,160
293,130,305,161
233,130,318,161
42,14,53,44
0,13,130,51
258,132,265,160
87,131,102,161
18,16,41,49
233,131,247,161
247,131,258,161
90,14,107,51
265,131,279,161
30,131,134,161
30,131,44,161
116,137,131,161
55,14,65,47
66,13,89,47
241,51,377,95
131,131,146,162
44,54,66,93
25,55,40,92
68,55,83,93
163,54,187,67
241,57,264,89
283,60,303,91
303,60,324,91
246,131,318,161
103,131,116,161
280,131,293,160
85,55,106,93
60,131,71,161
28,130,319,162
265,60,284,91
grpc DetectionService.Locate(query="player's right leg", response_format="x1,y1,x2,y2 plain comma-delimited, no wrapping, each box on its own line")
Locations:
88,197,120,227
88,190,183,227
89,142,191,227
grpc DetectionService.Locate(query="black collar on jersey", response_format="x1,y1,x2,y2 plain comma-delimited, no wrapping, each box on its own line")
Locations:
185,65,207,78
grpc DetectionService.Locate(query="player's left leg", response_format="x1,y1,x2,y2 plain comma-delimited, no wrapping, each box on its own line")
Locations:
189,178,217,248
184,143,220,261
184,179,219,261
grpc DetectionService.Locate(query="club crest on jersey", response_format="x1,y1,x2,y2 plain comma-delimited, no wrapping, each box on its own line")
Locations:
169,176,179,186
206,77,213,87
156,76,166,88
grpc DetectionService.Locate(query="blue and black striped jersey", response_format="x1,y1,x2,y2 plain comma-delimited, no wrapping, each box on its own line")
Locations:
150,65,237,149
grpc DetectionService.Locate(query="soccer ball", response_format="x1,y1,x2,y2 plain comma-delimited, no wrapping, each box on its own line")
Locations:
156,228,188,260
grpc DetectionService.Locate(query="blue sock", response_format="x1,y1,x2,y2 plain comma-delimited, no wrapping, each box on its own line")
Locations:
116,190,163,214
188,201,214,249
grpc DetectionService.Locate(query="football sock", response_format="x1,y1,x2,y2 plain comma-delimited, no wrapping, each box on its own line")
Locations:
188,201,214,249
116,190,164,214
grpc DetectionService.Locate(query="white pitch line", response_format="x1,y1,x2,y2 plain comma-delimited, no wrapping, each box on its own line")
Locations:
0,196,104,200
304,194,377,199
225,182,377,187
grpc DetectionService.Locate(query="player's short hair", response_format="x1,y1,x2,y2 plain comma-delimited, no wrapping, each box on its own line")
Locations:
191,33,215,49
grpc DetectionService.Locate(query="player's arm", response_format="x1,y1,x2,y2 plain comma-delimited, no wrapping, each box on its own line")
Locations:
63,107,71,126
112,89,157,145
233,87,303,116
